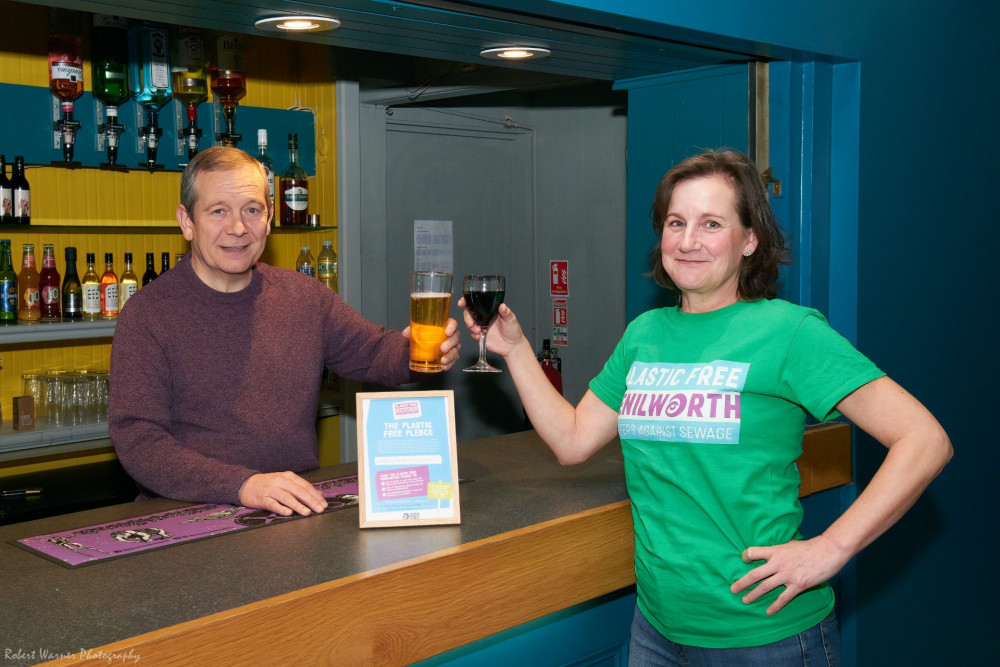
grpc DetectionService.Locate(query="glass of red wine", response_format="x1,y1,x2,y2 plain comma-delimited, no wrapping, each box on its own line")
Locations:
462,274,506,373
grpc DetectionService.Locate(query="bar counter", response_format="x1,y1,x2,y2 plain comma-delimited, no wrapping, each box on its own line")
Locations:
0,431,634,666
1,423,850,666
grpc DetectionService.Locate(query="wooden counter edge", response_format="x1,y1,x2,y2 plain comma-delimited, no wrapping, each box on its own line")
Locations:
39,500,637,666
798,422,853,498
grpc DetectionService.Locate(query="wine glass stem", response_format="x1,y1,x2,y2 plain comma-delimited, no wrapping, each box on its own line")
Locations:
479,326,488,364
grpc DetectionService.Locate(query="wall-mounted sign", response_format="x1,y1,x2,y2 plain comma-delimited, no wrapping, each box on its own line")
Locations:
356,390,460,528
552,297,568,345
550,260,569,296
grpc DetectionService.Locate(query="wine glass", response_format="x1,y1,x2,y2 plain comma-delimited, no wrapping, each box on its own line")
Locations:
463,274,506,373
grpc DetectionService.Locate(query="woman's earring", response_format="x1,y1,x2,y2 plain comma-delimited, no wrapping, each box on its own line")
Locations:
743,250,752,257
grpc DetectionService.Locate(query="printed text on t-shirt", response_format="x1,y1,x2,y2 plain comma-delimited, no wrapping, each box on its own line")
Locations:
618,361,749,444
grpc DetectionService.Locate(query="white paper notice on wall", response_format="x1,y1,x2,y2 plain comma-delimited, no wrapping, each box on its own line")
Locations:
414,220,454,273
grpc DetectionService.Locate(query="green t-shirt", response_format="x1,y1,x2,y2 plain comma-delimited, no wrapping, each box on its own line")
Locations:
589,299,884,648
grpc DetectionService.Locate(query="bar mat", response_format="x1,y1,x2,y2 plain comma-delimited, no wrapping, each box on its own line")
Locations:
13,475,364,569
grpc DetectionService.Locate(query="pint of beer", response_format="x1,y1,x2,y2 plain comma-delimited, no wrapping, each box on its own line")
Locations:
409,271,453,372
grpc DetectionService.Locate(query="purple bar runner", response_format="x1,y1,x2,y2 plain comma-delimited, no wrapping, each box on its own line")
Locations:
14,475,361,568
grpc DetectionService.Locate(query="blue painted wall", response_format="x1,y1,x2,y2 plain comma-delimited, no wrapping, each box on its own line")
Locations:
478,1,997,663
613,65,750,321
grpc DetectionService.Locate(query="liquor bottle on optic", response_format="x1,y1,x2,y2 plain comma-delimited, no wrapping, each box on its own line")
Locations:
0,239,17,324
211,33,246,147
119,252,138,311
81,252,101,320
171,26,208,161
62,246,82,320
161,251,170,274
256,129,275,220
128,21,173,169
0,155,13,225
48,12,84,164
39,243,61,321
18,243,40,322
10,156,30,226
142,252,158,285
279,133,308,226
90,14,130,168
100,252,119,319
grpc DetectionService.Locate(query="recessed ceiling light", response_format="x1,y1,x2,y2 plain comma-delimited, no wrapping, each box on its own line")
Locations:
479,46,551,61
254,15,341,33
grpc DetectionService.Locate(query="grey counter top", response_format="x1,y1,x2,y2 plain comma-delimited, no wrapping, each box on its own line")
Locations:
0,431,627,665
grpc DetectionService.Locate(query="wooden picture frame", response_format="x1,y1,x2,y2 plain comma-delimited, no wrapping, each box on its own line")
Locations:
356,390,460,528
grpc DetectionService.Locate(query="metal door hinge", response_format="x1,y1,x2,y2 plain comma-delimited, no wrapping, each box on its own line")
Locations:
761,166,782,197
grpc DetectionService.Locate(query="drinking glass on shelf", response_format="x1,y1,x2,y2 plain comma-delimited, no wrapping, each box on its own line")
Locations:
462,274,506,373
22,372,45,425
76,368,101,424
44,370,68,428
62,373,87,427
95,371,110,423
408,271,453,373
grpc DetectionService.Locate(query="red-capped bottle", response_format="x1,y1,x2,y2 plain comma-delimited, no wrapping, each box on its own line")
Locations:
17,243,40,321
39,243,61,320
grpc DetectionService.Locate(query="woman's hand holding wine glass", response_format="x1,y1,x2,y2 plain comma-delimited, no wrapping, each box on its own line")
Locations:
461,274,506,373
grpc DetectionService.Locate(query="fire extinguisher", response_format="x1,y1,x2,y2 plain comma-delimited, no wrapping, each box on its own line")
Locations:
539,339,563,396
524,339,563,430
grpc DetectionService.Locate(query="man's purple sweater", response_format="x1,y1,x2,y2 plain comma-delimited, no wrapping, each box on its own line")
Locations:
109,257,413,504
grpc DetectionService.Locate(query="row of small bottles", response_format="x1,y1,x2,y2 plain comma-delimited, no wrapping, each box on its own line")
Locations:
0,240,176,323
0,155,31,225
295,242,339,292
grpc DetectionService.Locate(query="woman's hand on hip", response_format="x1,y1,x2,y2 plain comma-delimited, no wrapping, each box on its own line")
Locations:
730,534,851,615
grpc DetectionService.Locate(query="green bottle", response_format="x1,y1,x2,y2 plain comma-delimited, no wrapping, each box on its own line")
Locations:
0,239,18,323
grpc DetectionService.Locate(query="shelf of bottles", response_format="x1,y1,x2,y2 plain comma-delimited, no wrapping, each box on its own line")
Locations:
0,15,316,174
0,82,316,174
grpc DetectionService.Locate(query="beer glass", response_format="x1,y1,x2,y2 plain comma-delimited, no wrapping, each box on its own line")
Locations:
409,271,453,372
462,274,506,373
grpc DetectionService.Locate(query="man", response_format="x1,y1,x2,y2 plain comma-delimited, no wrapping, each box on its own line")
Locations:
109,147,461,517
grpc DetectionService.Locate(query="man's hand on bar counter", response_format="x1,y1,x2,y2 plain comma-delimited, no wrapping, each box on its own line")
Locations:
238,471,330,517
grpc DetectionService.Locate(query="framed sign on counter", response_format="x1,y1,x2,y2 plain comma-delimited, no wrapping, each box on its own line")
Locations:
356,390,460,528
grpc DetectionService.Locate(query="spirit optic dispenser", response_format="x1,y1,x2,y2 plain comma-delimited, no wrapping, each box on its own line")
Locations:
90,14,130,169
48,22,84,165
171,26,208,162
128,21,173,170
211,33,246,147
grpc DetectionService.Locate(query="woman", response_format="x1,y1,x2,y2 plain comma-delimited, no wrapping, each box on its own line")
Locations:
460,149,951,665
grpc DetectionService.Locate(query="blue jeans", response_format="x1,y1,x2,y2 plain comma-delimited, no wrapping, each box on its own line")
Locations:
628,604,840,667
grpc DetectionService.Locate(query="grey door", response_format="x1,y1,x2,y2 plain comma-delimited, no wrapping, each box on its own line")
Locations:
363,105,537,442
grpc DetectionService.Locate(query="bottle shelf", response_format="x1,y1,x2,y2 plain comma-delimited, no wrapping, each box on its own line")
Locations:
0,420,109,455
0,319,116,344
